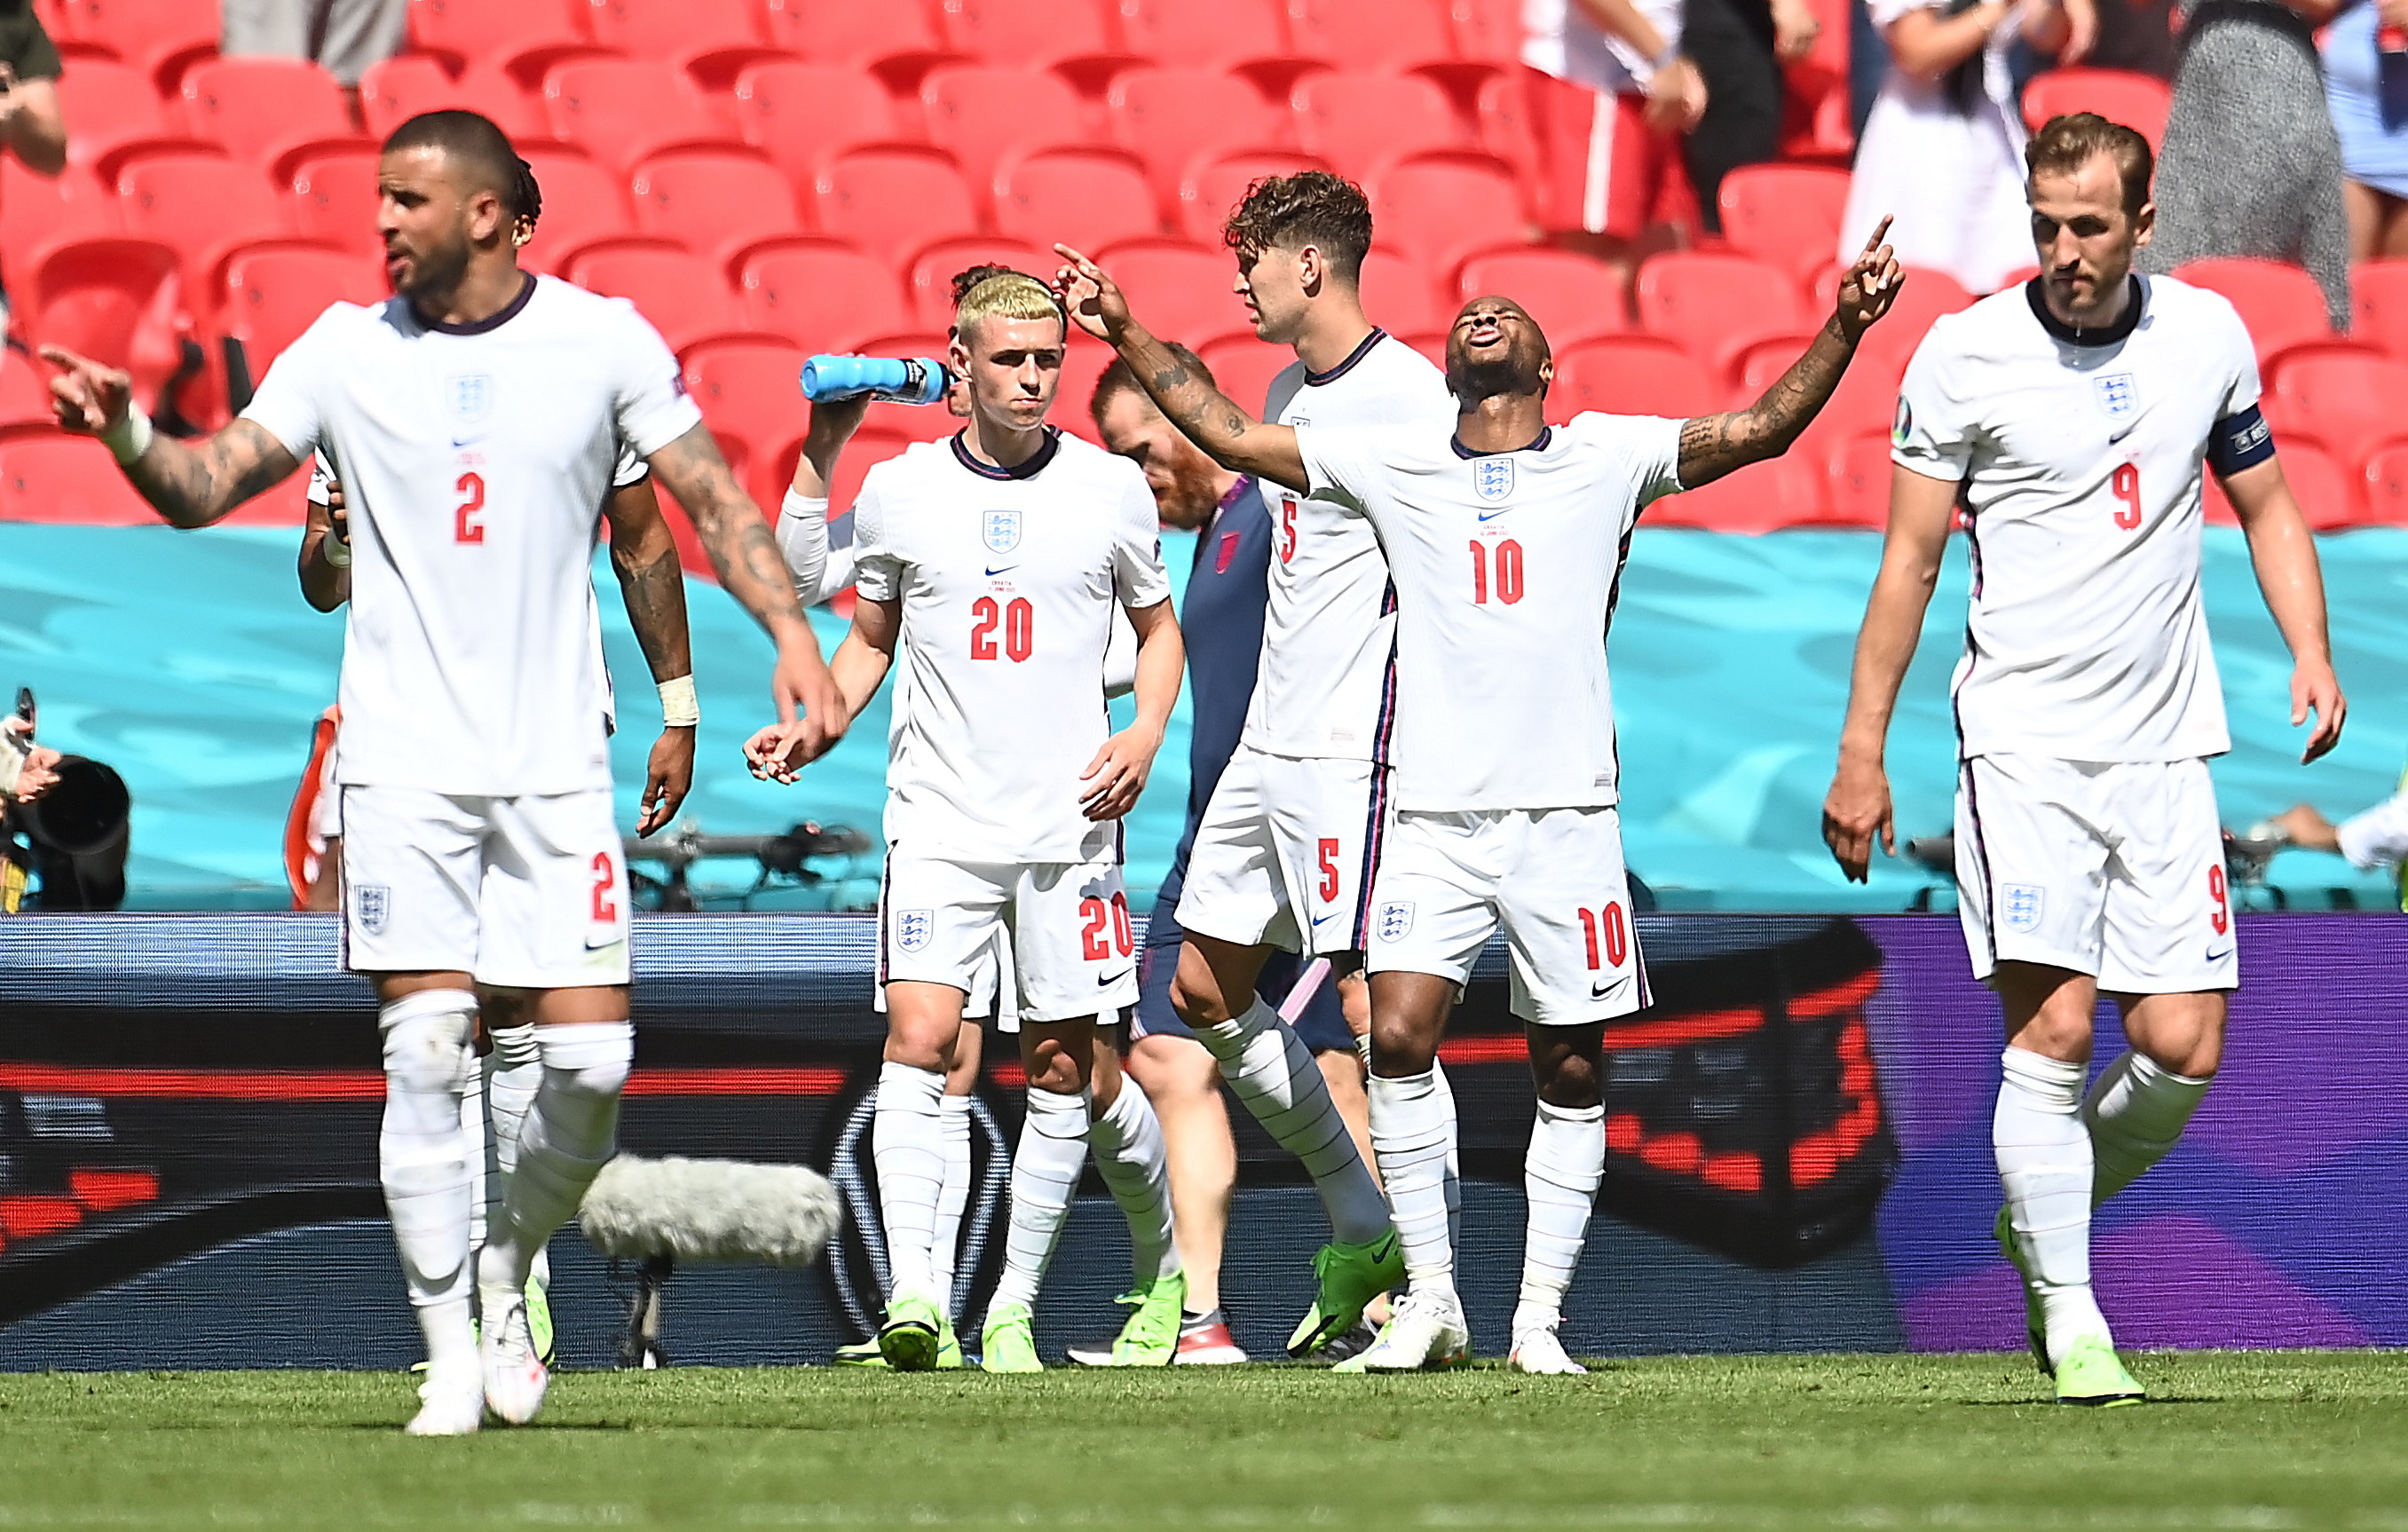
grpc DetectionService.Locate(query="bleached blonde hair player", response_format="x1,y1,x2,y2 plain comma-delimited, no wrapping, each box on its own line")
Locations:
750,267,1187,1372
43,108,849,1434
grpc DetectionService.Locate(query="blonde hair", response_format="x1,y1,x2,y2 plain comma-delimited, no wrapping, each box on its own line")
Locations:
952,266,1064,345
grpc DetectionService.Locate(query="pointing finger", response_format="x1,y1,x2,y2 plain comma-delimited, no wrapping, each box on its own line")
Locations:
1861,216,1894,258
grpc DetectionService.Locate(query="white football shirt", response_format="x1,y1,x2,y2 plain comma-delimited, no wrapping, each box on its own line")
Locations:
244,275,701,795
1252,329,1456,762
1296,412,1684,811
1894,275,2260,762
852,428,1173,864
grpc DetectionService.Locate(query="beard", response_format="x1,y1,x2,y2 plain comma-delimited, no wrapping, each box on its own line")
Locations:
1445,349,1539,404
1156,451,1226,531
395,230,471,299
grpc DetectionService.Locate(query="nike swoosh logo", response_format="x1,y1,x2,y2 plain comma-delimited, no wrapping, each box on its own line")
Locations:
2204,944,2234,962
1098,967,1133,987
2107,422,2138,444
1310,913,1337,926
985,565,1018,576
1590,981,1614,999
452,435,483,448
1478,508,1511,521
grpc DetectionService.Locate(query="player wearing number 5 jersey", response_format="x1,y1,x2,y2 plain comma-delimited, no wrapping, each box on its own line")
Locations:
1821,115,2347,1408
1059,213,1905,1375
749,268,1184,1375
41,110,848,1436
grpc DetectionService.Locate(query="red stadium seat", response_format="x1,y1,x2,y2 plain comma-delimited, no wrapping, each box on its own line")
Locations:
2020,67,2172,149
2204,441,2360,530
1056,333,1116,441
907,236,1053,330
1471,72,1539,181
1637,251,1811,380
680,336,810,466
1551,336,1720,422
1178,149,1329,245
53,59,170,170
1,162,120,275
1115,0,1293,75
582,0,767,67
0,350,53,431
286,146,383,257
1820,430,1907,530
761,0,955,72
0,436,156,524
992,148,1160,254
1092,239,1244,347
2268,345,2408,473
1359,249,1446,336
516,149,636,274
20,238,186,412
218,245,383,407
1288,0,1458,71
733,62,905,190
179,58,351,166
50,0,217,91
1370,150,1522,277
1728,331,1823,400
1292,72,1465,182
920,66,1088,202
565,246,746,350
544,60,731,170
1108,69,1288,203
2362,438,2408,527
115,152,292,293
358,55,462,140
1199,332,1297,414
407,0,586,70
1717,164,1851,282
936,0,1137,80
739,240,913,349
2175,258,2334,360
1449,0,1521,64
1647,453,1832,533
1455,247,1631,344
813,146,981,261
629,150,801,270
452,61,551,143
2353,258,2408,362
1842,264,1977,373
812,426,917,525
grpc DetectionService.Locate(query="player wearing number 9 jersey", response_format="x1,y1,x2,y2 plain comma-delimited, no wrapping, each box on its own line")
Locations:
1059,210,1905,1375
1821,115,2347,1408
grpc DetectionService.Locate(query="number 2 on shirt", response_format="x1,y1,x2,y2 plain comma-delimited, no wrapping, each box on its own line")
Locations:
455,470,486,544
2111,463,2142,531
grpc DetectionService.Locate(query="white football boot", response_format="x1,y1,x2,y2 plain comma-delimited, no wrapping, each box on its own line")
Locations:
480,1292,550,1425
1509,1321,1588,1375
1332,1288,1472,1373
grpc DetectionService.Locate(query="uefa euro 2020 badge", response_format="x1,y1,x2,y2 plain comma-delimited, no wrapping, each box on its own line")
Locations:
1473,456,1513,503
982,510,1022,555
1376,900,1415,944
896,908,934,953
354,883,391,936
2001,883,2045,935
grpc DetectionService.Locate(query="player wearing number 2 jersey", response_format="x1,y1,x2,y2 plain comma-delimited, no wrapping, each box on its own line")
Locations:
1822,115,2347,1408
43,110,846,1436
1060,211,1905,1375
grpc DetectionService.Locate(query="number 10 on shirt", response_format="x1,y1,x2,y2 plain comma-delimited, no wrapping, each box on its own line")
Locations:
1470,538,1524,604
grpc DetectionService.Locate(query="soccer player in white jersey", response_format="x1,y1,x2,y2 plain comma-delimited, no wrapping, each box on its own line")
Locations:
43,110,847,1433
1059,220,1902,1372
749,268,1185,1372
1821,115,2346,1406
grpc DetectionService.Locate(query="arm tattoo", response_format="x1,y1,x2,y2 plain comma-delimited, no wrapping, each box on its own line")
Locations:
612,536,693,683
127,420,296,528
1676,317,1855,489
651,425,811,636
1125,331,1252,460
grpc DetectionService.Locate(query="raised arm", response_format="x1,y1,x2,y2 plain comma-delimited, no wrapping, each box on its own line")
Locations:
644,422,849,754
778,394,868,606
45,346,299,528
603,473,699,835
1820,465,1958,881
2225,455,2346,763
1054,245,1310,494
1676,219,1900,490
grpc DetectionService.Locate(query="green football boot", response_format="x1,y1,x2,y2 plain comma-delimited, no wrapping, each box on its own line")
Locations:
877,1285,946,1372
840,1318,963,1370
526,1269,556,1370
1093,1272,1186,1366
2054,1337,2145,1407
1287,1229,1405,1357
980,1301,1043,1373
1994,1204,2049,1377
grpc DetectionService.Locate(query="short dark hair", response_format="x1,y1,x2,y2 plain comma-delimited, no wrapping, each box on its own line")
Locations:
2026,112,2152,216
1222,170,1372,284
383,109,544,228
1090,343,1212,427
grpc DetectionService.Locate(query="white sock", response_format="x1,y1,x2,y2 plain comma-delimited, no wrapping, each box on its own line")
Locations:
990,1083,1090,1312
472,1022,541,1259
1088,1080,1181,1284
928,1093,973,1313
872,1061,947,1297
463,1041,487,1254
2084,1049,2212,1205
1514,1099,1603,1338
1369,1069,1457,1299
479,1021,631,1296
1198,999,1389,1245
1433,1060,1463,1253
1995,1047,2110,1366
378,989,478,1376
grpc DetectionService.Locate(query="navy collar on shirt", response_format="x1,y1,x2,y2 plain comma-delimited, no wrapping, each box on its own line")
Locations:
1303,328,1388,387
1449,426,1551,458
422,272,536,336
2025,273,2144,348
951,424,1061,480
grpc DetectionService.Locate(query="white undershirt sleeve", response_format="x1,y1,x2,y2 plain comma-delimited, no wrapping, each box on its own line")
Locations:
778,489,860,606
2335,793,2408,871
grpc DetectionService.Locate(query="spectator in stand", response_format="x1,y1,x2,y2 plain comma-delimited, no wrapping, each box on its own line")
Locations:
0,0,67,338
2324,0,2408,260
1682,0,1826,229
1523,0,1712,283
2141,0,2352,328
1840,0,2096,294
222,0,406,90
2084,0,2179,75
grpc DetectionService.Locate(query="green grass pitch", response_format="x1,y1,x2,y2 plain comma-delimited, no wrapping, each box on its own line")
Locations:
5,1354,2408,1528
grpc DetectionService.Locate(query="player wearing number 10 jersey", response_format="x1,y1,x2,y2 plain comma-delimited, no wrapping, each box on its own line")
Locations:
1060,214,1905,1374
1821,115,2347,1407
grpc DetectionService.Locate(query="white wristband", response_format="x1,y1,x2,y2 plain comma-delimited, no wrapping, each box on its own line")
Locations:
100,403,154,468
658,675,699,727
321,528,351,568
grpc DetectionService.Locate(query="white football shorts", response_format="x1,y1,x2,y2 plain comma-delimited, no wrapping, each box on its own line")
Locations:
340,785,631,988
879,846,1139,1029
1954,754,2238,994
1365,805,1649,1025
1175,746,1384,959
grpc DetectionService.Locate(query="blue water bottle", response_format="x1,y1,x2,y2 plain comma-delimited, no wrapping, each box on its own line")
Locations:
799,355,951,405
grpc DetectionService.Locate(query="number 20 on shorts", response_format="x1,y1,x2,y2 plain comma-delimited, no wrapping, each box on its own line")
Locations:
1080,892,1133,960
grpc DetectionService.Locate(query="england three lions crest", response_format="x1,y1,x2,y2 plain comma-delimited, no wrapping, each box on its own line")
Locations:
2092,373,2137,419
446,373,494,430
895,908,934,953
1473,457,1514,503
982,510,1022,554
